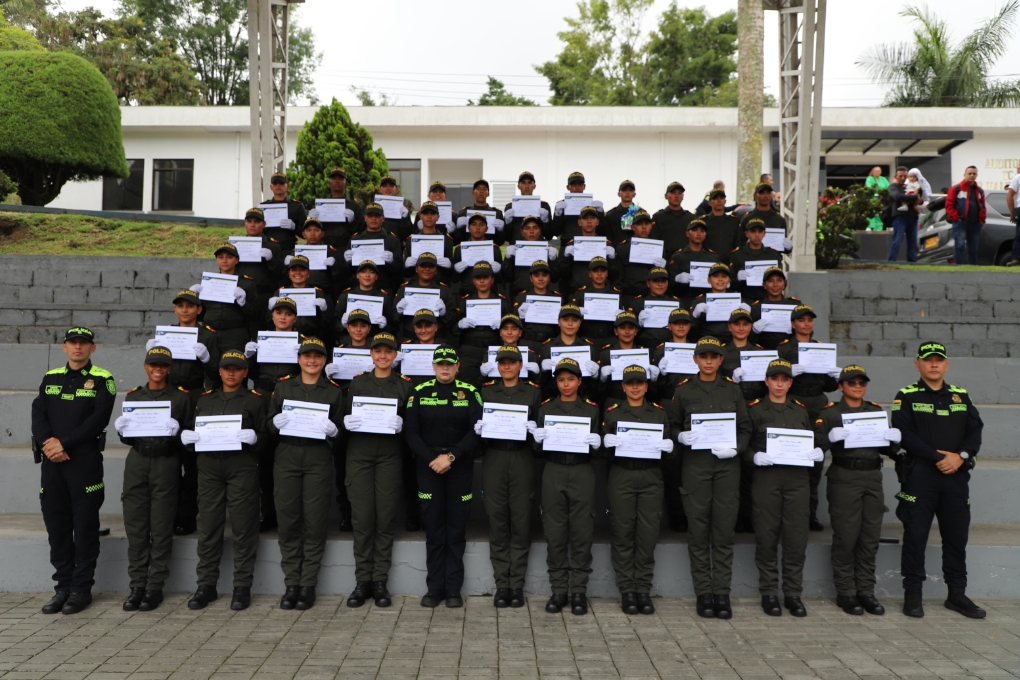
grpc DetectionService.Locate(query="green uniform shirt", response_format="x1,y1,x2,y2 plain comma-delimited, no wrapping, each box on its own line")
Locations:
650,207,692,255
777,338,839,399
167,324,220,391
119,384,193,455
668,373,752,453
703,213,743,257
201,274,259,331
236,234,283,293
534,396,602,460
192,387,267,458
721,340,768,402
267,374,345,440
745,396,817,463
344,370,413,447
817,398,898,460
601,400,673,464
480,379,543,450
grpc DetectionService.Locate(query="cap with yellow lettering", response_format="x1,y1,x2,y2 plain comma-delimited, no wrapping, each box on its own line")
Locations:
614,311,639,327
173,289,201,305
579,205,599,218
145,346,173,365
559,304,583,319
287,254,310,270
646,267,669,280
245,207,265,222
214,243,239,257
272,297,298,314
219,350,248,368
298,337,328,356
357,260,379,273
433,344,460,364
379,175,397,187
270,172,288,185
765,359,793,377
413,308,437,324
554,357,582,376
693,336,725,355
790,305,817,321
64,327,96,343
839,365,870,382
364,203,384,216
415,252,438,267
501,313,524,330
468,212,488,225
418,201,439,214
473,178,490,190
588,256,610,271
518,171,535,182
669,308,692,323
496,345,523,362
471,261,495,278
370,332,398,350
755,182,774,194
666,181,686,193
729,308,752,323
687,218,707,232
429,180,446,192
709,189,726,200
709,262,731,277
632,210,652,225
329,167,347,179
302,217,323,231
530,260,551,274
346,308,372,325
763,266,786,281
567,171,585,185
744,217,767,231
917,341,948,359
619,179,636,191
621,364,648,382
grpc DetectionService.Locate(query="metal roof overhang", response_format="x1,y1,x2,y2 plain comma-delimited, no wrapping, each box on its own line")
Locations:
822,130,973,156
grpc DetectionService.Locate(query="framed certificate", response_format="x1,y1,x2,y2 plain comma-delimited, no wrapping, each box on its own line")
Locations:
524,295,561,326
256,331,299,364
572,236,606,262
229,236,262,263
759,303,796,333
689,261,714,289
481,402,529,441
689,412,737,450
399,343,439,376
615,421,664,459
549,346,594,376
641,300,678,328
314,198,347,222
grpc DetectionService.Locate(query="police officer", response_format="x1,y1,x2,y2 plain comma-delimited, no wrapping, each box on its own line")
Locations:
454,178,507,245
551,172,604,241
601,365,673,616
454,261,511,387
267,337,345,611
404,345,483,608
32,327,116,615
180,350,266,612
651,182,692,255
816,365,901,616
235,207,284,308
702,189,743,256
746,359,824,618
603,179,639,245
114,346,191,612
749,268,800,350
666,218,719,306
308,167,362,248
344,203,404,292
503,171,552,242
263,172,307,253
190,243,259,353
892,342,985,619
478,345,543,608
391,252,455,341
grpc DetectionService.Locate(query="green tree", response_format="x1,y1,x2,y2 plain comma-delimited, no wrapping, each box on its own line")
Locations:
0,51,128,205
0,12,43,49
350,86,392,106
858,1,1020,107
468,76,537,106
643,5,737,105
814,185,884,269
286,98,389,208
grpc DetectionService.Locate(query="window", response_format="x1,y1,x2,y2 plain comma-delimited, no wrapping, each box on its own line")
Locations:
102,159,144,211
152,159,194,212
986,192,1009,218
386,159,421,207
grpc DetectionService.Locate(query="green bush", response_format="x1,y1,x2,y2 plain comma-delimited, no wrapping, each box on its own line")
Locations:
815,185,883,269
0,51,128,205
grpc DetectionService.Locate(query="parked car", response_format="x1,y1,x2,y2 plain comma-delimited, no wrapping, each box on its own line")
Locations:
917,190,1016,265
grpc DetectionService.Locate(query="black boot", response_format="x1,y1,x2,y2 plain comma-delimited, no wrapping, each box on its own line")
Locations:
347,582,373,608
421,590,445,608
945,588,986,619
784,596,807,617
809,515,824,531
761,596,782,616
42,591,69,615
570,593,587,615
696,594,716,618
61,592,92,615
858,594,885,615
123,588,145,612
713,594,732,619
280,586,300,610
188,585,218,610
174,520,197,536
372,581,392,607
636,593,655,615
295,587,316,611
545,593,568,614
230,587,251,611
404,512,422,532
836,595,863,615
446,592,464,608
138,590,163,612
493,588,511,608
509,588,525,608
621,592,639,615
902,591,924,618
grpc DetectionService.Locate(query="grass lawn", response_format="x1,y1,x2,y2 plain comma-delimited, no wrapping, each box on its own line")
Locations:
0,211,237,257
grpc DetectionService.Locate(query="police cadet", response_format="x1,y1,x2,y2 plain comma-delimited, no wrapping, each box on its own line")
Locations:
374,175,414,241
451,213,505,296
613,210,666,305
267,337,345,611
477,345,543,608
731,218,787,304
669,336,752,619
651,182,692,255
503,171,552,242
512,260,561,349
749,268,800,350
420,181,456,233
345,203,404,292
739,182,790,243
180,350,265,612
746,359,824,618
236,207,284,308
114,346,191,612
454,261,511,386
630,267,681,349
391,252,454,341
538,305,600,401
598,311,656,404
454,178,506,245
892,341,985,619
702,188,743,256
603,179,640,245
569,257,623,342
293,218,342,301
816,365,901,616
263,172,307,253
402,202,455,283
32,327,116,616
552,171,604,242
191,243,259,353
559,207,617,298
404,345,484,608
601,365,674,616
531,358,603,615
478,314,542,383
690,263,747,344
308,167,361,249
667,218,718,306
334,261,393,336
505,218,559,297
270,255,334,345
343,332,412,609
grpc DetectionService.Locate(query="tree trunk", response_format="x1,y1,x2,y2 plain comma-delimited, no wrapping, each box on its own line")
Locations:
737,0,764,203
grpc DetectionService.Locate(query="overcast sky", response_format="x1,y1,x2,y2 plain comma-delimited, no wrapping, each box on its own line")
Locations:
59,0,1020,108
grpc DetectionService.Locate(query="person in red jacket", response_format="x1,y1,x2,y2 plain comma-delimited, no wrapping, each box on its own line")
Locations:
945,166,987,265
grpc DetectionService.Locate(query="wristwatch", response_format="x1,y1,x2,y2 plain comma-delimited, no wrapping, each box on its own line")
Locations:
959,451,970,460
447,452,456,463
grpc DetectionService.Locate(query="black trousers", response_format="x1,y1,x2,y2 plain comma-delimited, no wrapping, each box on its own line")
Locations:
260,432,278,524
403,449,420,523
331,440,352,521
175,387,203,527
896,462,971,592
40,450,105,593
661,455,688,524
418,458,474,594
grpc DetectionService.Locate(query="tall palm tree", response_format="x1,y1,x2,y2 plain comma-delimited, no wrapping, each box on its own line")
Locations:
857,1,1020,107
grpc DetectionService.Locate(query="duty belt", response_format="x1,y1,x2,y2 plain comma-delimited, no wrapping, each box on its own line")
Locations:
204,319,248,332
613,457,660,471
136,443,177,457
546,451,590,466
831,456,882,471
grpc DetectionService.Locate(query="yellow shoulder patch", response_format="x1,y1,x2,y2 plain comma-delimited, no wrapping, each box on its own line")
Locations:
793,400,806,408
822,401,836,409
251,389,263,397
541,398,552,405
127,386,141,394
177,386,189,393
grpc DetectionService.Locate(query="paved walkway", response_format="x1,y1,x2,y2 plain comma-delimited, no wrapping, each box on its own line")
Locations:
0,593,1017,680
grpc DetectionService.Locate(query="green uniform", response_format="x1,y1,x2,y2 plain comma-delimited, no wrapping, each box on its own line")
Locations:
348,229,404,291
650,207,692,256
345,370,412,582
400,232,456,286
749,295,800,350
119,385,192,591
601,400,672,594
689,293,733,344
597,340,648,404
192,387,267,588
200,274,259,353
569,285,623,342
453,292,511,387
816,398,895,598
559,236,618,294
512,287,563,350
267,374,345,587
236,234,284,301
666,247,720,306
538,335,599,402
479,379,543,589
334,284,394,337
389,278,456,342
746,397,815,596
721,340,768,529
450,240,504,297
536,396,602,595
628,293,682,349
668,374,752,596
702,213,743,259
269,285,334,346
729,244,785,304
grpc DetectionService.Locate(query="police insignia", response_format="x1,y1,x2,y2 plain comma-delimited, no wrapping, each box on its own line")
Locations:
951,393,962,403
84,379,94,390
457,390,465,400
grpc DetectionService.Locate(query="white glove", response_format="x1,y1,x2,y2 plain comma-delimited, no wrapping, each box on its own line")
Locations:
678,431,699,446
494,218,505,231
166,418,180,437
526,420,538,434
189,284,203,294
181,430,200,445
314,298,327,311
712,447,738,459
648,365,660,380
321,419,339,438
396,298,409,312
754,451,773,466
652,257,667,268
517,302,530,316
194,342,213,363
458,317,477,329
541,359,555,371
489,320,500,330
606,245,616,259
267,296,280,310
505,245,517,258
884,428,902,443
599,365,613,382
532,428,548,442
145,339,159,351
731,367,744,383
474,420,485,435
603,434,621,448
564,245,575,257
675,272,692,284
340,311,351,326
260,248,273,261
737,270,748,281
324,363,341,379
585,360,600,376
638,310,650,326
404,257,417,269
480,362,499,378
233,287,247,306
578,307,590,316
491,262,502,274
503,208,515,221
388,415,403,433
344,250,353,263
435,300,446,316
692,303,707,318
526,361,539,374
236,429,257,445
392,352,403,364
343,414,363,431
244,341,259,358
827,367,843,379
657,355,672,373
381,251,393,264
547,246,558,261
554,202,565,217
782,237,793,252
114,415,132,436
791,364,807,376
540,207,550,221
658,439,674,453
752,319,768,334
828,427,848,443
455,216,468,230
278,218,296,231
308,209,320,219
738,303,752,312
324,256,335,267
584,433,601,447
284,255,292,266
273,412,290,429
810,447,824,462
436,257,452,268
454,261,470,273
370,314,387,327
401,205,409,219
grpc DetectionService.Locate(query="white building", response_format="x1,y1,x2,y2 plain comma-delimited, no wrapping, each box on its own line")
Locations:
51,106,1019,220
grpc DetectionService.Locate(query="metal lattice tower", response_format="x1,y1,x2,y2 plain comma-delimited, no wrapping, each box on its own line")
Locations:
766,0,826,272
248,0,303,206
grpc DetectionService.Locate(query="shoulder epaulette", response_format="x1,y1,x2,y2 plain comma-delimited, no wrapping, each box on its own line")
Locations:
440,281,448,287
278,375,290,381
822,401,836,409
585,399,598,406
778,339,790,345
605,403,619,411
790,297,802,302
380,289,389,295
652,402,664,410
731,247,740,252
353,371,367,378
206,326,217,333
602,343,612,350
867,400,881,407
177,386,189,393
541,398,552,405
656,342,665,348
632,295,643,300
88,366,113,378
751,300,761,306
793,400,806,408
706,248,717,254
314,286,322,291
329,379,342,388
270,237,279,243
461,293,469,299
725,377,735,383
201,389,214,395
542,338,552,345
748,398,761,407
400,282,408,287
948,386,968,394
127,386,141,394
250,389,263,397
527,381,540,388
483,380,497,386
401,374,412,382
243,275,254,280
677,378,691,386
499,294,506,299
342,287,352,293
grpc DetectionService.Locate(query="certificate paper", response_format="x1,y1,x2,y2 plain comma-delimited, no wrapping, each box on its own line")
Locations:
259,203,288,228
198,272,238,304
279,399,330,440
797,343,838,374
514,241,549,268
524,295,561,326
760,304,796,333
194,414,242,452
399,344,439,376
609,348,650,380
564,193,594,216
641,300,678,328
350,239,386,267
435,201,454,227
331,347,373,380
739,350,779,382
512,196,542,220
256,331,299,364
766,427,816,466
229,236,262,263
349,396,399,434
549,346,595,376
689,261,714,289
543,415,591,454
482,402,530,441
346,294,385,320
842,411,890,449
458,241,494,267
374,195,404,220
466,299,502,327
279,288,317,317
294,245,328,271
410,234,446,260
744,260,778,287
629,238,665,265
400,287,441,316
663,343,698,374
486,345,530,378
572,236,606,262
763,228,786,252
690,412,737,450
121,401,172,437
615,421,665,459
582,292,620,322
314,198,347,222
705,293,742,322
154,325,198,360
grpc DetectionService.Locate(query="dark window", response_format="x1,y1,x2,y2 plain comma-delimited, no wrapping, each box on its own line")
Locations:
386,159,421,207
444,184,474,212
152,159,194,211
102,159,144,211
986,192,1009,218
